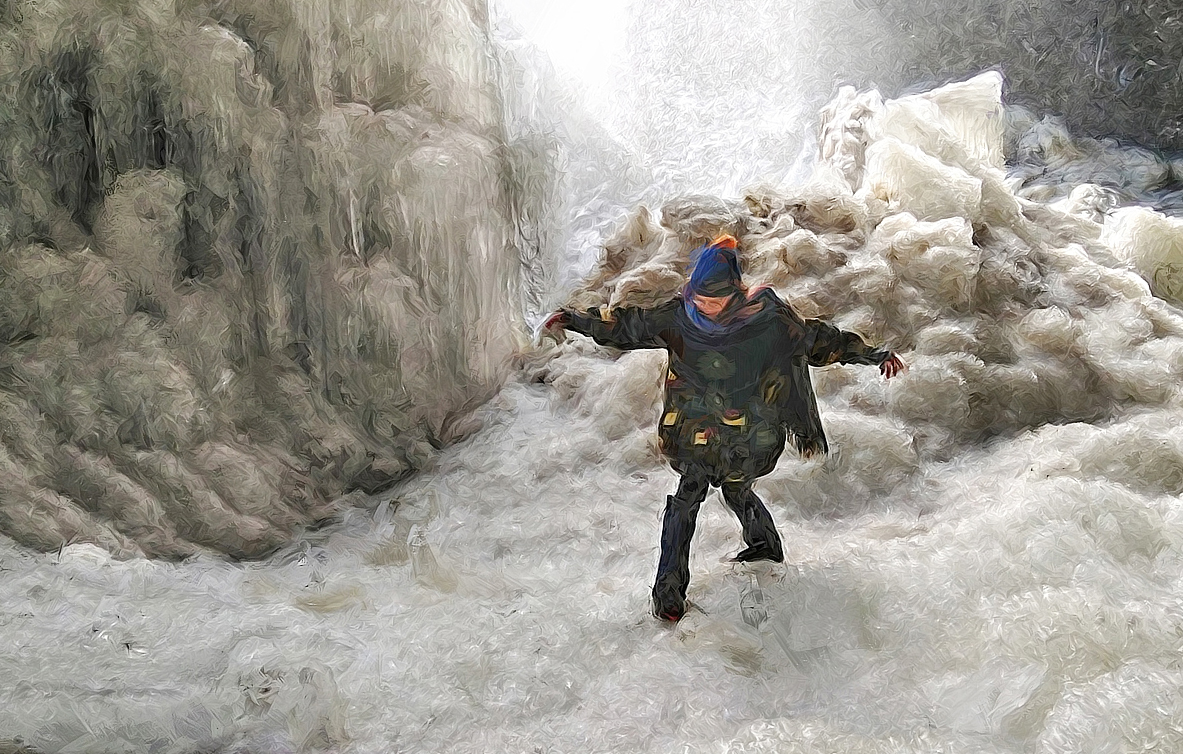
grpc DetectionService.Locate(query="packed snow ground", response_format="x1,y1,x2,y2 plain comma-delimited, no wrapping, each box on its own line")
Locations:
4,373,1183,753
6,74,1183,754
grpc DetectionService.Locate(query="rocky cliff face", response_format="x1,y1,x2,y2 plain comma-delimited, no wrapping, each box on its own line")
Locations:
0,0,524,558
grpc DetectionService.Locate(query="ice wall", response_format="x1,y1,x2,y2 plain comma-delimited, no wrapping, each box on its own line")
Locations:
553,72,1183,464
0,0,523,557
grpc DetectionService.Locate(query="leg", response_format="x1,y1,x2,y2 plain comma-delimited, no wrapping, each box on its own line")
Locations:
652,474,710,620
720,481,784,563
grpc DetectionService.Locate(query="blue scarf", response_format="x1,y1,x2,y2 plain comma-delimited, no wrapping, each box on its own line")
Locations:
682,290,767,335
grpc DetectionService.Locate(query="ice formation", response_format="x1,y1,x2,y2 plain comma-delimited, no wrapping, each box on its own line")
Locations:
491,13,657,317
4,0,1183,748
0,0,523,556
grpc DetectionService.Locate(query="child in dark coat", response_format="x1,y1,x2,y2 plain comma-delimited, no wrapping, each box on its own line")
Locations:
546,235,905,621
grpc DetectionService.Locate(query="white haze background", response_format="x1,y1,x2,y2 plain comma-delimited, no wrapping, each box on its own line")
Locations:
4,1,1183,753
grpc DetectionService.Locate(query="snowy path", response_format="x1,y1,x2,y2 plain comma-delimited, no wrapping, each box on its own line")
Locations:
0,376,814,753
4,358,1183,753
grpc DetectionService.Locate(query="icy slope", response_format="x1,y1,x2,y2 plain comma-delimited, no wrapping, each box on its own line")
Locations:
0,0,523,557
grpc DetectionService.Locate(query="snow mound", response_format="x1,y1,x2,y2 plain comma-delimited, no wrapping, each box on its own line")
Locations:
1102,207,1183,306
546,72,1183,467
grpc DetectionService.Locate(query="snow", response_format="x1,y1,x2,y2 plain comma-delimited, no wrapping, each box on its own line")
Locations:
5,68,1183,753
1102,208,1183,307
5,380,1183,752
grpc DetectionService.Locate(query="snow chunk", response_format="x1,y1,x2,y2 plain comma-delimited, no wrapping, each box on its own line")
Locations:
1102,207,1183,306
865,138,983,222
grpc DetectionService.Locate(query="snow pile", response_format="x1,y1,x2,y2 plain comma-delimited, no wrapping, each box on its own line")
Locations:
549,72,1183,470
1102,208,1183,306
0,0,524,556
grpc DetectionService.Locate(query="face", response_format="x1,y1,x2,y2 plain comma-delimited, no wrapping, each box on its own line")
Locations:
692,294,733,318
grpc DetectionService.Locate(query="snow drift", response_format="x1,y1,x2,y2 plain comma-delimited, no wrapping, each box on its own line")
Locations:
0,0,524,557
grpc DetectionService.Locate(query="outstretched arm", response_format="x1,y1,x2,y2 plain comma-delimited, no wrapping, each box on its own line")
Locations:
803,319,906,378
545,302,674,351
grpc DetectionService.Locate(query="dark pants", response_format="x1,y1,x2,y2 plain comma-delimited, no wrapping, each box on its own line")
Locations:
651,474,784,615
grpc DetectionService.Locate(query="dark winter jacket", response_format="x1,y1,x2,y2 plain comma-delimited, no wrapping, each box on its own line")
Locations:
563,287,888,483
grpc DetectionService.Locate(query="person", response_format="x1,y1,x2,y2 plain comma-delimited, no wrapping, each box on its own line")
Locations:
544,234,906,621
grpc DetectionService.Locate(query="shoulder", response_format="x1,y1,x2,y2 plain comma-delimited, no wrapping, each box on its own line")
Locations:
748,287,804,327
752,287,809,340
747,286,788,309
648,297,684,320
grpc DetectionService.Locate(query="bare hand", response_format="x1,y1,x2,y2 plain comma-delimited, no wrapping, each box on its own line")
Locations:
542,310,569,331
536,310,570,344
880,352,907,379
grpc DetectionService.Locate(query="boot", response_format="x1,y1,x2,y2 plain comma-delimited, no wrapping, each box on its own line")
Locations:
729,544,784,563
721,483,784,563
651,478,707,621
652,577,686,622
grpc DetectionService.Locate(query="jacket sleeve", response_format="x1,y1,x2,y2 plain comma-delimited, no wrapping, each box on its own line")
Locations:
802,319,890,367
563,302,674,351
